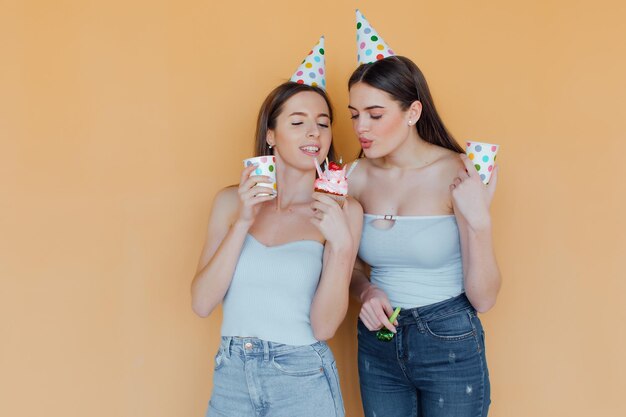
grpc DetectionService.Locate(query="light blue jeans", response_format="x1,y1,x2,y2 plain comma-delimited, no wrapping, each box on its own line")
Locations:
206,337,345,417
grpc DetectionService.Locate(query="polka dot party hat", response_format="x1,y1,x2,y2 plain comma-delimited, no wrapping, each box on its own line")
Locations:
290,36,326,90
356,9,395,65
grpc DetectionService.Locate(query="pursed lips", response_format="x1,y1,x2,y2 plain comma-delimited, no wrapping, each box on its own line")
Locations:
359,137,373,149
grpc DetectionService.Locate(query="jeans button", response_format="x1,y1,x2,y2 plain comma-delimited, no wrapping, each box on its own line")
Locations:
244,342,253,350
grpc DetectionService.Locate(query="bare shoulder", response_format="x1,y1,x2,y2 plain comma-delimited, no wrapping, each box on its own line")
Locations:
346,158,373,198
346,158,367,179
214,184,239,206
344,196,364,247
431,149,465,181
351,157,375,170
209,185,240,225
344,195,364,219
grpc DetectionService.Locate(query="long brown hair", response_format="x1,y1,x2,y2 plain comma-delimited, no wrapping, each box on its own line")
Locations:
254,82,336,161
348,55,463,154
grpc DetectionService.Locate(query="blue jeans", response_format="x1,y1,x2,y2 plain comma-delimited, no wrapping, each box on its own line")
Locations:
357,293,491,417
207,337,345,417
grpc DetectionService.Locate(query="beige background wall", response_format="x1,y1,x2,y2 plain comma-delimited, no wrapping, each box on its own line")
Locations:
1,0,625,416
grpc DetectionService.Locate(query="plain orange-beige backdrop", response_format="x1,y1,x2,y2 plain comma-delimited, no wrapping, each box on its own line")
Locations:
1,0,625,416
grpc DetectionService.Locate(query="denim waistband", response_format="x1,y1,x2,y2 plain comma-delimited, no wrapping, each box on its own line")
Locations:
219,336,329,360
396,293,475,326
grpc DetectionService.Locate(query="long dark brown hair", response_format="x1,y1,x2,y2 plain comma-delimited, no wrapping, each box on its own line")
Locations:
255,81,336,161
348,55,463,154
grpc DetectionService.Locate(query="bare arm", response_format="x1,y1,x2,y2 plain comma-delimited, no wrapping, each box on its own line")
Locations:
191,166,276,317
308,195,363,340
349,256,371,303
451,154,501,313
345,159,396,332
350,256,397,332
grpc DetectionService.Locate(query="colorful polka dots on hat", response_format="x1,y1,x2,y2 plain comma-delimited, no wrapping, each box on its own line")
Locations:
465,141,500,184
356,9,395,65
290,36,326,90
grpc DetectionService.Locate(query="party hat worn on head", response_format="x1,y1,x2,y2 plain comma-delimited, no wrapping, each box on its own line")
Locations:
290,36,326,89
356,9,395,65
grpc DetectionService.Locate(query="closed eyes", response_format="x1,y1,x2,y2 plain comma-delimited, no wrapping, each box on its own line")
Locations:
291,121,329,128
350,114,382,120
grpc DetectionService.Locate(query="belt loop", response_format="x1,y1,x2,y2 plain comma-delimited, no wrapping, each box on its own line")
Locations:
262,340,270,362
225,336,232,358
412,309,426,333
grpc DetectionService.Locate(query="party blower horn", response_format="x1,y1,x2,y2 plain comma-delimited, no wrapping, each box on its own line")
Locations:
376,307,401,342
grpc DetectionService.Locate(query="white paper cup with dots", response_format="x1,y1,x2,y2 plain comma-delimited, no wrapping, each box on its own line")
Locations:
243,156,277,195
466,141,499,184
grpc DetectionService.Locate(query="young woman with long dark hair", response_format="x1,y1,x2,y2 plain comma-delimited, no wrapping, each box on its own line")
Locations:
347,11,500,417
192,39,362,416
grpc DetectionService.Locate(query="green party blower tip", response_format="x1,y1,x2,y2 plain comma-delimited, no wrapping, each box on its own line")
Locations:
375,307,401,342
389,306,401,323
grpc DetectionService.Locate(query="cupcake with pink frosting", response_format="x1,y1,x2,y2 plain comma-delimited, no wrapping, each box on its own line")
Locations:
314,160,348,206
